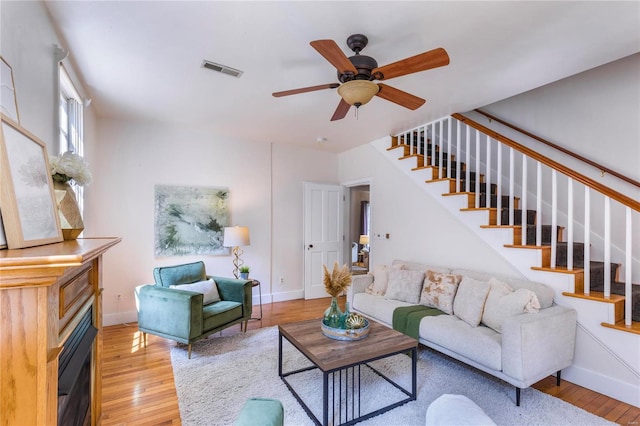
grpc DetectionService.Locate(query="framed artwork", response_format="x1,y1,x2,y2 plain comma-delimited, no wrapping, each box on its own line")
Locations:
0,57,20,123
0,114,63,249
154,185,231,256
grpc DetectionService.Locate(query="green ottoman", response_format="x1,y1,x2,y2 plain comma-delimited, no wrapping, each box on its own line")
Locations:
234,398,284,426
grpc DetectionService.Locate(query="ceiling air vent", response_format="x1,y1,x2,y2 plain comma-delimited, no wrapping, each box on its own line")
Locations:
201,60,243,78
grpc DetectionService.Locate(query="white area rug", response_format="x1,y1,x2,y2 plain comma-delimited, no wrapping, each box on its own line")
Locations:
170,326,613,426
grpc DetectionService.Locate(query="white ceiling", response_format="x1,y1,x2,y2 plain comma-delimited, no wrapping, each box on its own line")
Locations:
45,1,640,153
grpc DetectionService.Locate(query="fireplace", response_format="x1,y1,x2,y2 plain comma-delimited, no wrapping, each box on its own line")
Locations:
58,307,98,426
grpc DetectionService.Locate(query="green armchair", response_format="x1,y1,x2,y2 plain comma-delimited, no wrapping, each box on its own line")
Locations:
135,261,252,358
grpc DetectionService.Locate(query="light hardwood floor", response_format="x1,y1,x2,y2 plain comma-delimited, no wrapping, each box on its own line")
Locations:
102,297,639,425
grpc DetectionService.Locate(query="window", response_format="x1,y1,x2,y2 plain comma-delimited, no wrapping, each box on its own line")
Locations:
58,65,85,212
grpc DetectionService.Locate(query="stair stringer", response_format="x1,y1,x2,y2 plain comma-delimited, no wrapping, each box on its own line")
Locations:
373,136,640,407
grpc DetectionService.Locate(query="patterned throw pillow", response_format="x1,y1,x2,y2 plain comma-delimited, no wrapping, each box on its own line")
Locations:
384,269,425,304
419,270,462,314
366,263,404,295
453,276,491,327
481,278,541,333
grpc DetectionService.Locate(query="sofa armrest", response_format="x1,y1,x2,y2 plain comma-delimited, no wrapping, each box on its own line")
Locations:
136,284,203,341
501,305,577,385
347,274,373,307
210,276,253,319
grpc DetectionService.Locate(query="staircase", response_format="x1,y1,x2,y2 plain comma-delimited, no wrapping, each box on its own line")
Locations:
375,111,640,406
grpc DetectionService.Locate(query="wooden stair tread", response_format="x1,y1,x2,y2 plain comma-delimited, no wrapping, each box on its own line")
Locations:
532,266,586,275
504,244,551,250
461,207,494,212
601,320,640,335
562,291,625,303
481,225,520,229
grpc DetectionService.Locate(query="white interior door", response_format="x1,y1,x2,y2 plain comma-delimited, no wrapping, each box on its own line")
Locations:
303,182,344,299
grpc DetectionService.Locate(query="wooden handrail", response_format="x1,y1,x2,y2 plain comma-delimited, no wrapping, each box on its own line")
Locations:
451,113,640,212
474,109,640,189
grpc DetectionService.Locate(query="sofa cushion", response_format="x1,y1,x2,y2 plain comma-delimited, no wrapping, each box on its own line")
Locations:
154,261,207,288
482,278,541,333
384,269,425,304
353,293,414,325
451,268,554,309
203,300,243,331
420,315,502,371
453,276,491,327
170,278,220,305
366,264,404,296
419,270,462,314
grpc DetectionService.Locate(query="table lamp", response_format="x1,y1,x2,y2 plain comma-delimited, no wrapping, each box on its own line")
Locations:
223,226,250,278
359,234,369,252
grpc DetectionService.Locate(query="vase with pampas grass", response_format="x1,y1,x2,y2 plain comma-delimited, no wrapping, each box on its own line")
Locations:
322,261,352,329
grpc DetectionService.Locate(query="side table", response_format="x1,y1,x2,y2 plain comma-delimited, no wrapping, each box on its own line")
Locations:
249,279,262,320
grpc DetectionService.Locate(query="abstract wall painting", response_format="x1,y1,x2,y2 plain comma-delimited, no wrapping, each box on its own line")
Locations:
154,185,230,256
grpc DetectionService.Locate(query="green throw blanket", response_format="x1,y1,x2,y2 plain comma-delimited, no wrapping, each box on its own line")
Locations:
392,305,445,340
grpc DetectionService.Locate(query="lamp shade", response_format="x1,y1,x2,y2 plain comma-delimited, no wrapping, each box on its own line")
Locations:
337,80,379,106
223,226,250,247
359,235,369,245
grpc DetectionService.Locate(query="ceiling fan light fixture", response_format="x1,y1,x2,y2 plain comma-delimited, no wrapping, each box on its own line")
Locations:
337,80,379,107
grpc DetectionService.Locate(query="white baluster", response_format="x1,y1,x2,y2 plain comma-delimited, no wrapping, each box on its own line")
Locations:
475,130,480,208
604,196,611,297
551,170,557,269
509,148,514,226
447,118,452,179
465,125,470,194
567,179,574,271
439,119,445,179
456,120,461,193
625,207,632,325
497,143,503,225
536,162,542,246
584,187,591,294
521,154,527,244
431,122,437,167
486,135,492,211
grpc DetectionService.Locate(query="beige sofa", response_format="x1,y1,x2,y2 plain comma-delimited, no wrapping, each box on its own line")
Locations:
347,260,577,405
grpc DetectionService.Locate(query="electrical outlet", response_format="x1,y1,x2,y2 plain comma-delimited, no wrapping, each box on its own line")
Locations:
116,294,122,302
280,277,284,285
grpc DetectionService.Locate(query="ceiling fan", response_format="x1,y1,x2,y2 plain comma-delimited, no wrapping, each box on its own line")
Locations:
272,34,450,121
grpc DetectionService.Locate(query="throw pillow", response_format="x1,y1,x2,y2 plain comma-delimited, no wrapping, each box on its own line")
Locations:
419,270,462,314
366,263,404,295
453,276,491,327
481,278,541,333
384,269,425,304
170,278,220,305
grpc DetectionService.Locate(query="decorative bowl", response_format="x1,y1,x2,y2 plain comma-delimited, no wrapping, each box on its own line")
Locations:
321,318,370,341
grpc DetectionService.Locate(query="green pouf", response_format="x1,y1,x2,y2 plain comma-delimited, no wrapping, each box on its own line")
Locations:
234,398,284,426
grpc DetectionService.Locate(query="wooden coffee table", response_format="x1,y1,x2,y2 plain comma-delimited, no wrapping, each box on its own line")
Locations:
278,318,417,426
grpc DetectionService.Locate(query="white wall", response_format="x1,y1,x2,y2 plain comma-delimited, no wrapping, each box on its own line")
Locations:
90,119,339,324
482,53,640,188
0,0,97,155
339,139,520,276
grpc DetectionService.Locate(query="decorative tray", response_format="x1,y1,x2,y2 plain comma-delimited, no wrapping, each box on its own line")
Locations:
321,318,370,341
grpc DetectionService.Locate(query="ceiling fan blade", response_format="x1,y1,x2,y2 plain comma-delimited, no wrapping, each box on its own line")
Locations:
310,40,358,74
376,83,425,110
373,48,450,80
272,83,339,97
330,98,351,121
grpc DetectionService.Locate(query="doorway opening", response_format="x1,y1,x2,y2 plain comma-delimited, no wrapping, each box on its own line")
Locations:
348,184,370,275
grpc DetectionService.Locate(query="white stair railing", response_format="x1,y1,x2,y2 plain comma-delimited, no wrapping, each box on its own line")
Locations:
393,114,640,326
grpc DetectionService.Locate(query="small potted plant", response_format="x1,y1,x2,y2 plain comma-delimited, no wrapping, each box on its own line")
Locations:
239,265,250,280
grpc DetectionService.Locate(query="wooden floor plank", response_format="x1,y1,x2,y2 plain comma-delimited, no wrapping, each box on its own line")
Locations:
102,297,639,424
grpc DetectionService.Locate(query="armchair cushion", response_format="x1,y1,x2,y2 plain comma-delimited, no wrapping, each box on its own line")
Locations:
170,278,220,305
154,261,206,287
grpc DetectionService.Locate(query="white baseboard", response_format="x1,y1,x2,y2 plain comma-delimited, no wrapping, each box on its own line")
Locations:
563,365,640,408
271,289,304,302
103,310,138,327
